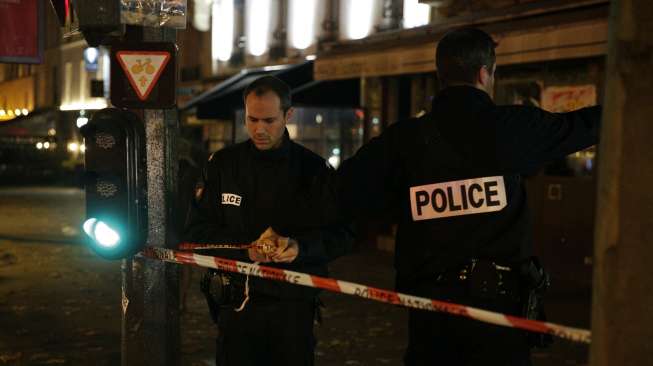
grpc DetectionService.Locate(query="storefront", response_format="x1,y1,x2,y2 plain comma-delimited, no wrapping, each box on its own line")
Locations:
0,76,36,122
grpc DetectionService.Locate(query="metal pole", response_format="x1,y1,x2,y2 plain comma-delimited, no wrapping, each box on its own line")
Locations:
140,25,180,366
121,24,180,365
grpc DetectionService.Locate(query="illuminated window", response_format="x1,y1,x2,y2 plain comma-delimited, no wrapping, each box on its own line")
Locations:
403,0,431,28
289,0,317,50
345,0,375,40
246,0,272,56
193,0,213,31
102,51,111,96
212,0,234,62
64,62,73,106
79,60,86,103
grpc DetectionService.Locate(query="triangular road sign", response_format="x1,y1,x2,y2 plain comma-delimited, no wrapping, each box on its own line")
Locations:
116,51,171,101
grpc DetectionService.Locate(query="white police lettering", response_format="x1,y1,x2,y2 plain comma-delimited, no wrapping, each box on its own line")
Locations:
221,193,242,207
410,176,507,221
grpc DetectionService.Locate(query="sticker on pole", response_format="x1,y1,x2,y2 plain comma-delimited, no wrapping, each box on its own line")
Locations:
116,51,171,101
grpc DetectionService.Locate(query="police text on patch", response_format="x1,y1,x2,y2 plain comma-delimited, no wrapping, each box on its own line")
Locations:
221,193,242,207
410,176,507,221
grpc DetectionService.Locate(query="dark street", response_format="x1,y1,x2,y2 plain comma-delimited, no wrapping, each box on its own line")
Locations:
1,0,652,364
0,187,590,365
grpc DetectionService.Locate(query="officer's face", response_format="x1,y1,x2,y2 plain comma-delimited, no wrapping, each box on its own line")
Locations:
244,91,292,151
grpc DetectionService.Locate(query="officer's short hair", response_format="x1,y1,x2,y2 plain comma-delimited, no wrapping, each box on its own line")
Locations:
243,75,292,113
436,28,498,87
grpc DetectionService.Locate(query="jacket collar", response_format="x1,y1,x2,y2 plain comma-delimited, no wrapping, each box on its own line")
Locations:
432,85,494,110
248,129,291,161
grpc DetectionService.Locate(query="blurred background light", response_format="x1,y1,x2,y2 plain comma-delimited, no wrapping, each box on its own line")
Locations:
212,0,234,61
289,0,317,50
246,0,271,56
347,0,374,39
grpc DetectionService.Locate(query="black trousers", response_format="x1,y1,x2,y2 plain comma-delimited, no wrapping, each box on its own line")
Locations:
404,283,532,366
216,298,316,366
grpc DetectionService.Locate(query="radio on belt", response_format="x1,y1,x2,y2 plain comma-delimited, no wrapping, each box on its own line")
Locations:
410,176,508,221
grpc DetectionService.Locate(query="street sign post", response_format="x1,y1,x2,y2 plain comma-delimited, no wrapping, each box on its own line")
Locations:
111,42,176,109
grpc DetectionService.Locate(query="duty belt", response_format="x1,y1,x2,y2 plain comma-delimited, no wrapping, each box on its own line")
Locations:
437,258,512,281
435,258,521,300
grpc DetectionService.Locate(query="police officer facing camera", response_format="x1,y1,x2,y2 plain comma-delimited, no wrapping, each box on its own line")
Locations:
185,76,353,366
336,28,601,365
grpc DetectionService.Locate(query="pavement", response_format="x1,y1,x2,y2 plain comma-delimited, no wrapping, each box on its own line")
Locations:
0,187,592,365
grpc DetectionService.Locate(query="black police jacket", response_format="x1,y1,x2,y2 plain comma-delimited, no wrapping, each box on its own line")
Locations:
337,86,601,292
185,131,352,300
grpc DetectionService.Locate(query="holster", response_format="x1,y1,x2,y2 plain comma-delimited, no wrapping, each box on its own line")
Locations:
467,259,515,299
435,257,553,348
200,269,236,324
519,257,553,348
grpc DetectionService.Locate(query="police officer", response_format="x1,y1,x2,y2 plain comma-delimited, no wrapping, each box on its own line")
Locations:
185,75,352,366
336,28,602,365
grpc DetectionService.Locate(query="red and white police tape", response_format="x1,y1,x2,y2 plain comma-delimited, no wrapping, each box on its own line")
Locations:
140,247,591,344
178,242,255,251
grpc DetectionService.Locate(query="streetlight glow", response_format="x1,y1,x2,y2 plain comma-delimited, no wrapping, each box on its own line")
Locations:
76,117,89,128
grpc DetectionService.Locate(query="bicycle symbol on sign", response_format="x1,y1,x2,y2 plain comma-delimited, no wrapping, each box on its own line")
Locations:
130,58,156,87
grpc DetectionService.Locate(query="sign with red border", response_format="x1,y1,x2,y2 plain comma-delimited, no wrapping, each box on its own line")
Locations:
116,51,171,101
111,42,176,108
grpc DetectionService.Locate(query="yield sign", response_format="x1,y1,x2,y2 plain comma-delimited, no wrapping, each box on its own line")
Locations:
116,51,171,101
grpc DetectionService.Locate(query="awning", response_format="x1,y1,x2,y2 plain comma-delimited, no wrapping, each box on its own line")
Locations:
292,78,360,108
182,61,314,120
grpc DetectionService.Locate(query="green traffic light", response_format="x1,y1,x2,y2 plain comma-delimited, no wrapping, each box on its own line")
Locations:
94,221,121,247
83,218,97,238
82,218,121,248
80,108,148,259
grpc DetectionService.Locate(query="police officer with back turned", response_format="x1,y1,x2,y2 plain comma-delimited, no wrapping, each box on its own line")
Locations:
336,28,602,365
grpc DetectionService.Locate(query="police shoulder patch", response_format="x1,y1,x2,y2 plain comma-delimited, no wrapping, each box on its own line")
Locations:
409,176,507,221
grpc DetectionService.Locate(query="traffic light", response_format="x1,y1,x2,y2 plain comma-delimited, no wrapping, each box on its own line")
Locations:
80,108,147,259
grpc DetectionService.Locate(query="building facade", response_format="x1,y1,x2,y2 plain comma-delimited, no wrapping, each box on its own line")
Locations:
0,0,607,288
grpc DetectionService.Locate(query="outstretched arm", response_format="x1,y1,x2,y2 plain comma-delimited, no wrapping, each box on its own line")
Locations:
494,105,602,173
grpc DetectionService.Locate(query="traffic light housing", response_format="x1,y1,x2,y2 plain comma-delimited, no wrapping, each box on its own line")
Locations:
75,0,124,47
80,108,147,259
